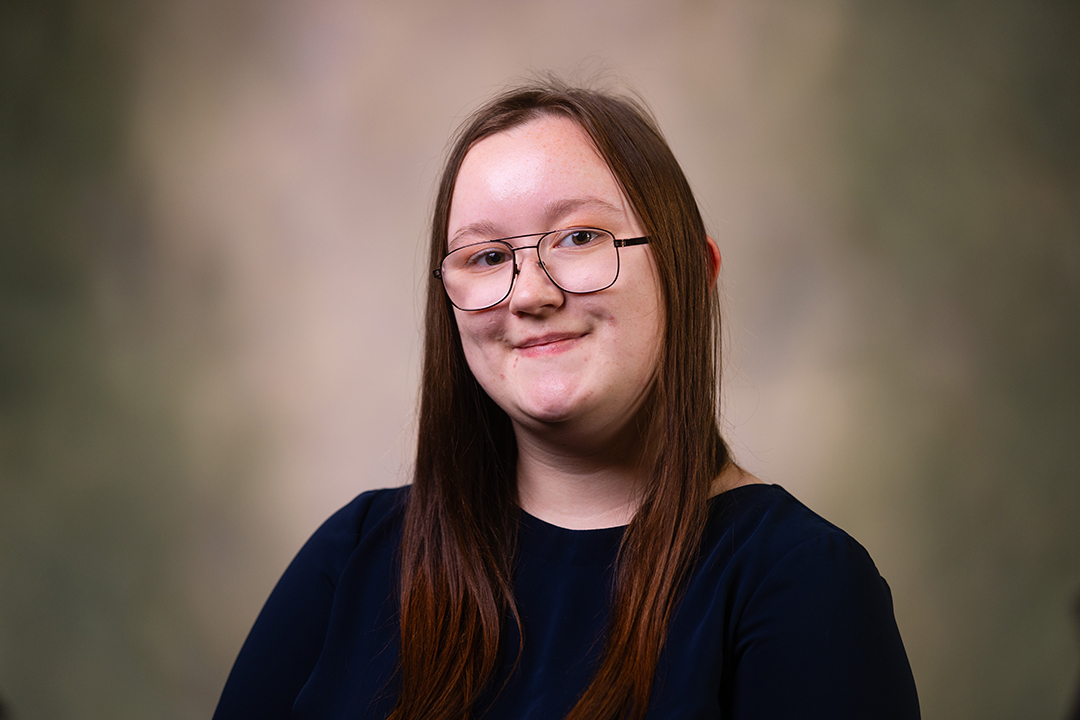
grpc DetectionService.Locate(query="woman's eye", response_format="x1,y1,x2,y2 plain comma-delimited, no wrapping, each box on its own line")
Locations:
559,230,600,247
465,247,511,269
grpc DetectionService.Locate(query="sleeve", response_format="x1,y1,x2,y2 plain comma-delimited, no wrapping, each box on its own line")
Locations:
212,496,371,720
729,532,920,720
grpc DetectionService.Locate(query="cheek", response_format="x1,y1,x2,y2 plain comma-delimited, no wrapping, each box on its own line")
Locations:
625,296,665,382
629,315,664,378
621,277,664,344
454,311,504,376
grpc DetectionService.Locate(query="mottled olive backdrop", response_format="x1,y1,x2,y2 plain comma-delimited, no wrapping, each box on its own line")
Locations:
1,0,1078,718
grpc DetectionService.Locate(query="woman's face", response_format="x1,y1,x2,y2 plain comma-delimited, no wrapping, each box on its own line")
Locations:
447,115,664,443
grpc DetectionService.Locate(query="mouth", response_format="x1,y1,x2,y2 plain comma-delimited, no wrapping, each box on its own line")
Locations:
514,332,585,354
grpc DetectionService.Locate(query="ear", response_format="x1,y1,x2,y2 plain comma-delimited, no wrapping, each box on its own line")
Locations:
706,235,722,288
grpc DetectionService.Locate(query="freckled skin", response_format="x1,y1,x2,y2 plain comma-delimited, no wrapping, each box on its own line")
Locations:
447,117,664,452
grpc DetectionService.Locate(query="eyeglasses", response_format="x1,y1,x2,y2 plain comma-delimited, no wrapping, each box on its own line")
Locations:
433,227,650,311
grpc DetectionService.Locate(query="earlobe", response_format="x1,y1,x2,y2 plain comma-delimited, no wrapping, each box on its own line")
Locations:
706,235,721,288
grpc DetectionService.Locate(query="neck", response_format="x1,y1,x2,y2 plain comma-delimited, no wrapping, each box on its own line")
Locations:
512,417,655,530
512,417,759,529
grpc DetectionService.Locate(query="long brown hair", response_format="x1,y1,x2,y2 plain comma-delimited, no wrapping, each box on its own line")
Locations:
392,80,730,720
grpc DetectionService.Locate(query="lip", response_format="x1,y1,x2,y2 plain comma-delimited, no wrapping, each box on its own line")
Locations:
514,332,585,354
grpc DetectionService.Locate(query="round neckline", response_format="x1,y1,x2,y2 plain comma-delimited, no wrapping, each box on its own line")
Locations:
515,483,775,567
517,482,773,532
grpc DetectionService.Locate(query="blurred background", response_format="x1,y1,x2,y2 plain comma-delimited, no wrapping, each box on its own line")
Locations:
1,0,1078,717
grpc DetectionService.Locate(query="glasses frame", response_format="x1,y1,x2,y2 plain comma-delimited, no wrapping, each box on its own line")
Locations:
433,227,650,312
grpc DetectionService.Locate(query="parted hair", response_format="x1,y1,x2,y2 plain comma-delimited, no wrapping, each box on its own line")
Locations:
392,80,730,720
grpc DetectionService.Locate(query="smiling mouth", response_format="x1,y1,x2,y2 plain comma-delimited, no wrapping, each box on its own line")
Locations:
515,332,585,351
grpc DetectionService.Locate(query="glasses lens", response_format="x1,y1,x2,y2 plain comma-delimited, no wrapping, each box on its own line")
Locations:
441,240,516,310
540,229,618,293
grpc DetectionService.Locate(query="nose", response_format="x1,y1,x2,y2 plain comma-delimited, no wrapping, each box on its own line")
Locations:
508,251,564,315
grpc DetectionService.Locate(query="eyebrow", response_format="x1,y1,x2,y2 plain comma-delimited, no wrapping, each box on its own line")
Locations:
449,196,627,247
543,196,626,225
449,220,501,247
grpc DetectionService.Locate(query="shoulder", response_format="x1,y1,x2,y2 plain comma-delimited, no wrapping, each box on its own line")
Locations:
311,485,410,543
291,485,410,588
695,483,902,654
212,487,412,719
703,483,876,578
691,485,919,718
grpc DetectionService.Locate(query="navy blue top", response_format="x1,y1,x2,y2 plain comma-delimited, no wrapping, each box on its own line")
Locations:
214,484,919,719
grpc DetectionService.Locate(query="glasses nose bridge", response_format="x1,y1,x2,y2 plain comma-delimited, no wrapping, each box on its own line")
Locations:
507,238,548,278
506,236,565,303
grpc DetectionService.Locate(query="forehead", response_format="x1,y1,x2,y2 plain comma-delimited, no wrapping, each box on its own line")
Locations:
447,116,634,244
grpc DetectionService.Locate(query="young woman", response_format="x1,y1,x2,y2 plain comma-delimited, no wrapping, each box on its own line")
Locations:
213,82,920,720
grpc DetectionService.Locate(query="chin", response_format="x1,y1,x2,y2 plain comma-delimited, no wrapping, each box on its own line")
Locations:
509,394,589,427
515,400,578,426
513,380,587,423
